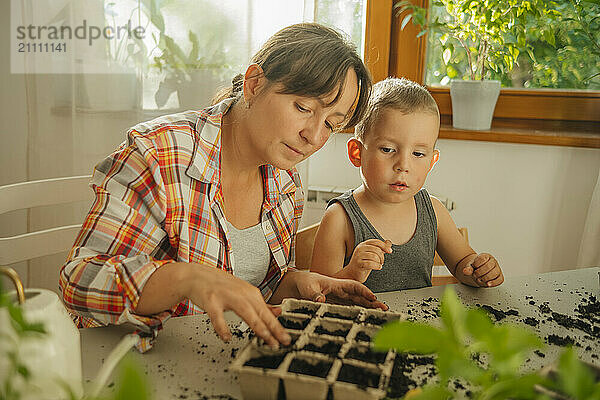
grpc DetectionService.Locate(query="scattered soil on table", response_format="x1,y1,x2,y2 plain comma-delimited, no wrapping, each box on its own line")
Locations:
539,303,552,314
345,346,387,364
288,358,332,378
546,334,576,347
387,353,436,399
243,353,286,369
479,304,519,321
314,325,350,338
523,317,539,327
575,295,600,325
550,312,599,338
323,311,356,320
290,307,318,316
300,341,342,356
534,350,546,358
337,364,381,389
354,331,372,342
278,316,309,330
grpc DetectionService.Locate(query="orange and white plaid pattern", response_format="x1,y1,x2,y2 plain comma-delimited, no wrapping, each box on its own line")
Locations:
59,99,304,351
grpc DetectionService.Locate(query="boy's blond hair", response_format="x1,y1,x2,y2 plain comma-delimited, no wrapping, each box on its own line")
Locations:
354,77,439,141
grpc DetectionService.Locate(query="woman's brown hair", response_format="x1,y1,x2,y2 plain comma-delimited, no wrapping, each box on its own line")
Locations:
213,23,371,130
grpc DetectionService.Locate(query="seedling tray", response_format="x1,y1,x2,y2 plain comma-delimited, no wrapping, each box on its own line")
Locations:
231,298,405,400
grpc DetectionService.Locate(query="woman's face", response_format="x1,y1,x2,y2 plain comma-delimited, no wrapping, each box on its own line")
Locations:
244,68,359,170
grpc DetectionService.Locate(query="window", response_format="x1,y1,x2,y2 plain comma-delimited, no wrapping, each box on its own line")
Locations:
104,0,369,111
424,0,600,90
389,0,600,148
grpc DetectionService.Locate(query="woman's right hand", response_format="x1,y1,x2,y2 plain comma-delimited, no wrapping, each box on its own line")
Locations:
135,262,290,347
184,265,291,347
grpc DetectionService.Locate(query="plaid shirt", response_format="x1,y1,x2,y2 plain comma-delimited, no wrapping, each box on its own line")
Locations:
59,99,304,351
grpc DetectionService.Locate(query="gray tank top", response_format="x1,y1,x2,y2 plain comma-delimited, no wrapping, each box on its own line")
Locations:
328,189,437,292
226,220,270,287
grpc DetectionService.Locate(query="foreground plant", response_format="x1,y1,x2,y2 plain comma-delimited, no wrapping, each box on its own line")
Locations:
374,287,600,399
0,280,151,400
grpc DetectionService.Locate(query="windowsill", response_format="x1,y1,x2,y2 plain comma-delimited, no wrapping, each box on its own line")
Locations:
439,124,600,149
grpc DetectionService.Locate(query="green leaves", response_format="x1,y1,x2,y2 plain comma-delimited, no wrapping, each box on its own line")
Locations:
393,0,561,80
112,355,152,400
555,347,600,400
374,321,445,354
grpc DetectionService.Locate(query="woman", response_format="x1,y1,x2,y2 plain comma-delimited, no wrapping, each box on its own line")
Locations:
60,23,384,350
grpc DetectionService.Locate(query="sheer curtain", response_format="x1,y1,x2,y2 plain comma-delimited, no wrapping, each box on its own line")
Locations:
578,170,600,267
1,0,365,292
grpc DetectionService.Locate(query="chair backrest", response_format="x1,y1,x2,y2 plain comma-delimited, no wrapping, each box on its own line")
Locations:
295,223,320,270
0,176,92,266
294,222,468,286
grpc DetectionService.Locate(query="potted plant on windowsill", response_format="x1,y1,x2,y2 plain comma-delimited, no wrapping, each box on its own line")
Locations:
394,0,558,130
152,30,229,110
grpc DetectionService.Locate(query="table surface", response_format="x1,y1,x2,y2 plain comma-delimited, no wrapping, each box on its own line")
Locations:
81,267,600,399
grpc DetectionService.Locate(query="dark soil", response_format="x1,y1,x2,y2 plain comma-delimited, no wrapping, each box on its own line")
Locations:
479,304,519,321
278,316,309,330
288,358,332,378
363,315,391,325
523,317,539,327
290,307,318,316
576,296,599,324
337,364,381,389
534,350,546,358
539,303,551,314
323,311,356,321
355,331,373,342
345,346,388,364
387,353,436,398
314,325,350,338
301,341,342,356
551,311,599,338
546,334,576,347
243,353,286,369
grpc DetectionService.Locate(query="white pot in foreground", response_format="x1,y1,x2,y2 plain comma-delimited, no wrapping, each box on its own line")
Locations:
450,79,500,130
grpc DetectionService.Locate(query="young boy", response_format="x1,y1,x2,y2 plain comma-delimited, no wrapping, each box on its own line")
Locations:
310,77,504,292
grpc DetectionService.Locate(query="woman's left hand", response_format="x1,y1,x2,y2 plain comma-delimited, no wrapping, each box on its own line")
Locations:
288,270,388,310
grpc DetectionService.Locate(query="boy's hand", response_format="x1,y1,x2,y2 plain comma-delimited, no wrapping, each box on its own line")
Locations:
462,253,504,287
345,239,393,283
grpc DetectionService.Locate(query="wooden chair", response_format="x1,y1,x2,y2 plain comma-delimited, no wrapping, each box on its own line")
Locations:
295,222,320,271
294,223,468,286
0,176,93,289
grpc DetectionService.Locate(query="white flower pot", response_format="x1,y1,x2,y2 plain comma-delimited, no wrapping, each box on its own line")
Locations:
450,80,500,130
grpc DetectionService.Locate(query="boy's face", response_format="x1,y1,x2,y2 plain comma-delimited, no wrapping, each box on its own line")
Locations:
355,109,439,204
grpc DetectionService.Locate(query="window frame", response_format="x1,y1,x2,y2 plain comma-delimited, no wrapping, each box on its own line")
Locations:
365,0,600,148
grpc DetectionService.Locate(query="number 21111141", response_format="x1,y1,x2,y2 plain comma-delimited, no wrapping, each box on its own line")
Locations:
18,42,67,53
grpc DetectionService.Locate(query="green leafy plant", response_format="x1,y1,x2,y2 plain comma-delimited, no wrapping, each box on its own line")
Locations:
0,281,47,400
103,2,150,71
394,0,559,80
373,287,600,399
152,30,228,108
0,280,151,400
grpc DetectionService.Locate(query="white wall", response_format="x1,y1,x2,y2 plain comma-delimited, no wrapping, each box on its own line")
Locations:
302,133,600,277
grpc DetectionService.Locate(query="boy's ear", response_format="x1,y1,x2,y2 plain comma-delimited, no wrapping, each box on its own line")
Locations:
428,149,440,172
347,138,363,167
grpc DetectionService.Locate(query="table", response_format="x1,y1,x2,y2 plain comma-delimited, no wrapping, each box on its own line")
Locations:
81,267,599,399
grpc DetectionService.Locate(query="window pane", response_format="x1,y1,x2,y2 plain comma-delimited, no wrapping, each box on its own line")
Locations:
424,0,600,90
103,0,365,110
